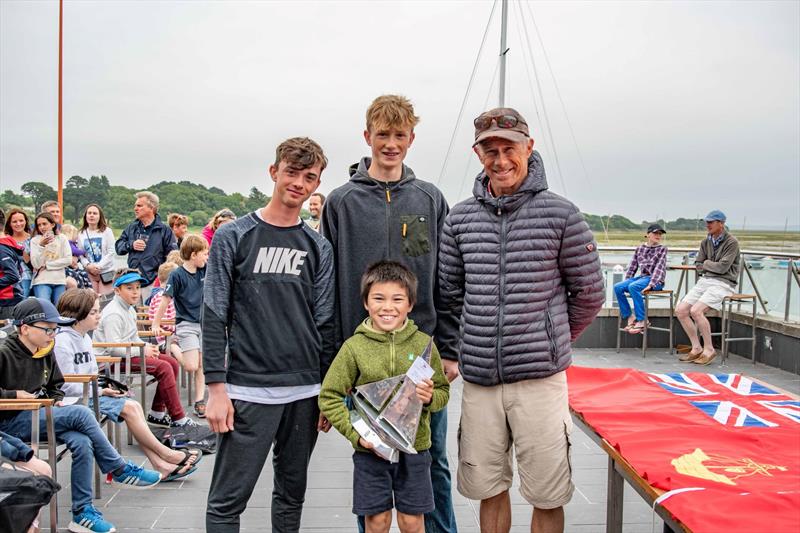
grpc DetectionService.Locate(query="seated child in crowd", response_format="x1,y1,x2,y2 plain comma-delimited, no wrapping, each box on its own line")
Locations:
153,235,208,418
147,262,178,346
0,298,160,533
54,288,201,481
94,269,201,429
319,261,449,533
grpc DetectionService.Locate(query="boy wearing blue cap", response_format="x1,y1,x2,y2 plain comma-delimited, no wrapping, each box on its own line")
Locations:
675,210,740,365
94,269,200,428
0,297,161,533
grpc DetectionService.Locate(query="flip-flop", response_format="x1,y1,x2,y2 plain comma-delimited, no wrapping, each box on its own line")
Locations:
176,448,202,468
163,463,197,482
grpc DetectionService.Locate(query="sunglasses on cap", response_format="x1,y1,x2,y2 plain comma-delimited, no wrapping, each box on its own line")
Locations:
473,114,526,132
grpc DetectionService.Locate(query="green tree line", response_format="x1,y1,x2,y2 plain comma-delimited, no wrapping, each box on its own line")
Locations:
1,177,273,228
1,177,703,232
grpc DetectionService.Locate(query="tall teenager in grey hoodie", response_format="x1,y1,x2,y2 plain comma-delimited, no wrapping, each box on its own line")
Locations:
321,95,459,533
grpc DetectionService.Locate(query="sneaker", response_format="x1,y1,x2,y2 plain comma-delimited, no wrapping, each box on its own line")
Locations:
172,417,203,428
69,505,116,532
147,412,171,428
112,461,162,489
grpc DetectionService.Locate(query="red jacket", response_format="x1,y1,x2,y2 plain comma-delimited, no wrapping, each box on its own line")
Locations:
0,235,24,306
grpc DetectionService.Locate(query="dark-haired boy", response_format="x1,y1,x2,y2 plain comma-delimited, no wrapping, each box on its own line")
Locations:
320,260,449,533
203,137,335,533
322,94,459,533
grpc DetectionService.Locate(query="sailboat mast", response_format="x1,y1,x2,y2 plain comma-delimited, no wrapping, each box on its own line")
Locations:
498,0,508,107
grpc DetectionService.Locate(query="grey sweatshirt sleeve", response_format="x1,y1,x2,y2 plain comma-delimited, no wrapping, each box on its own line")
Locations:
53,339,84,398
320,192,345,351
558,207,605,341
202,223,237,384
312,236,336,379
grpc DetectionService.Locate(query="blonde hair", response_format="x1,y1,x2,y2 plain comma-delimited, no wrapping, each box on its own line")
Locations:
180,234,208,261
168,213,188,229
61,224,79,241
166,250,184,266
366,95,420,132
209,209,236,231
157,262,178,284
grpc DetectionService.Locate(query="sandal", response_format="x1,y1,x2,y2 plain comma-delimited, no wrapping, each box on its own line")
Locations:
177,448,203,468
163,463,197,482
193,400,206,419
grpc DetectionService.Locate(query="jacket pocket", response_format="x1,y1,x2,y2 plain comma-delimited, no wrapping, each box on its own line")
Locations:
399,215,431,258
545,309,558,366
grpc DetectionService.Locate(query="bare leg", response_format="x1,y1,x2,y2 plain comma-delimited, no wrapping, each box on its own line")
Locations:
480,490,512,533
119,400,197,466
690,302,714,356
675,302,702,353
396,512,424,533
365,511,392,533
532,506,565,533
183,349,205,403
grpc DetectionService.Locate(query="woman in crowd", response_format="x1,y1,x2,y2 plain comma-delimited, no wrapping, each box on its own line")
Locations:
3,208,33,297
78,204,116,295
54,288,202,481
201,209,236,247
29,212,72,305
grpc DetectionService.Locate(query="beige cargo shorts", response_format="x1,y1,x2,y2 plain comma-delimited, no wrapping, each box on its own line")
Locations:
457,371,574,508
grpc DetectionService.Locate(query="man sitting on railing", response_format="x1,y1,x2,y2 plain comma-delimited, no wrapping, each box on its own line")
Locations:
675,210,741,365
0,298,161,533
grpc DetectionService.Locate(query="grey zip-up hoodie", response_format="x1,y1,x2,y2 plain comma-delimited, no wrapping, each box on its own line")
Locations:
321,158,459,360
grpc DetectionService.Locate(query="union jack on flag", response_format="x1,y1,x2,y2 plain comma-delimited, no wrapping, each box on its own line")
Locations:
647,373,716,397
757,400,800,424
690,400,778,428
710,374,781,396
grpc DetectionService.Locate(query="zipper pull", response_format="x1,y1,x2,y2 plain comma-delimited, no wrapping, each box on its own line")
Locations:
402,223,407,238
497,206,501,216
385,187,391,203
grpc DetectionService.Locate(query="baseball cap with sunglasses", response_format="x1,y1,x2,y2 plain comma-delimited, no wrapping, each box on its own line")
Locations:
473,107,530,146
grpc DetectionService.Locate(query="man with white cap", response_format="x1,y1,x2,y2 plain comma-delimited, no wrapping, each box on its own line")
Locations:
675,210,740,365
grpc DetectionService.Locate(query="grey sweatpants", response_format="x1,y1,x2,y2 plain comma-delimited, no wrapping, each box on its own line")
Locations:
206,396,320,533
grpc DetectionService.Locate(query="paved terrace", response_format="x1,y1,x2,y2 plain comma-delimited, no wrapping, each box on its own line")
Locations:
40,348,799,532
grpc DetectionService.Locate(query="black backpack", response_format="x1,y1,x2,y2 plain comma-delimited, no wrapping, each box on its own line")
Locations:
0,458,61,533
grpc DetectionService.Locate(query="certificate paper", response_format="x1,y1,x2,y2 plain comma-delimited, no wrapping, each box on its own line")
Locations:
406,356,434,384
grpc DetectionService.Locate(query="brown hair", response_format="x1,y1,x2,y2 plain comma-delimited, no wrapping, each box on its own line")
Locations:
366,95,420,132
3,208,30,237
79,203,109,233
167,213,188,229
166,250,184,266
273,137,328,172
113,267,141,282
310,192,326,204
180,234,208,261
57,288,99,322
32,212,59,236
360,260,417,306
209,209,236,231
157,262,178,284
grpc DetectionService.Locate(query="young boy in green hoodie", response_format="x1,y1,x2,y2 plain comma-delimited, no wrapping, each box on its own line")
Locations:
319,261,449,533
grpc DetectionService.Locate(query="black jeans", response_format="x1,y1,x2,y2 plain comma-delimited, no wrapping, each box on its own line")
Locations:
206,396,320,533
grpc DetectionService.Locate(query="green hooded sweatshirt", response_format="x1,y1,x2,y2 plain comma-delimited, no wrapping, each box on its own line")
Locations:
319,318,449,453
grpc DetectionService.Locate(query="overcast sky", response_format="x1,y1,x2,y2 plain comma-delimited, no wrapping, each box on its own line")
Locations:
1,0,798,228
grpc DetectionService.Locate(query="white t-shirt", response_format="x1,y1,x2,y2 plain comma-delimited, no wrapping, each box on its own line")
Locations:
225,209,320,405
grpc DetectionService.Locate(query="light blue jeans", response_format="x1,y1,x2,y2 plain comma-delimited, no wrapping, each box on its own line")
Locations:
0,404,126,514
614,275,663,322
32,283,66,306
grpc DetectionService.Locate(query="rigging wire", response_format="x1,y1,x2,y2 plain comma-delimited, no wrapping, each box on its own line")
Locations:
523,0,609,238
512,1,559,192
516,1,568,195
437,0,499,186
524,1,593,194
455,56,502,203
